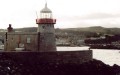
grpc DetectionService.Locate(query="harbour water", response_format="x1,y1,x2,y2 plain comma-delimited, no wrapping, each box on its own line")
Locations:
57,47,120,66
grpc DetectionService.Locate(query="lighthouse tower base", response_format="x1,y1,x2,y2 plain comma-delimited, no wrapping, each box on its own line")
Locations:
39,33,56,51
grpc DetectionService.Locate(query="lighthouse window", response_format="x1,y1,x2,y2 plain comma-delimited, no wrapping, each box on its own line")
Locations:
49,25,52,27
42,26,45,29
11,38,13,41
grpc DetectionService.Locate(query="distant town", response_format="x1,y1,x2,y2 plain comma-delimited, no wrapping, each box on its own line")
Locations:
0,26,120,49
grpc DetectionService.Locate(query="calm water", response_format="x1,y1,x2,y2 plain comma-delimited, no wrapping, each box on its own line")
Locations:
57,47,120,66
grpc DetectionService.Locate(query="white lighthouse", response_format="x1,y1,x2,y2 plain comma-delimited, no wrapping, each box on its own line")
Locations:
36,3,56,51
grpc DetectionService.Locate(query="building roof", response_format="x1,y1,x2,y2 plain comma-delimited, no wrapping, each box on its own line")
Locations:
40,3,52,13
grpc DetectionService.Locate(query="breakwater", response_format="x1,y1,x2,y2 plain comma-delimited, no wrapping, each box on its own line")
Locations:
0,52,119,75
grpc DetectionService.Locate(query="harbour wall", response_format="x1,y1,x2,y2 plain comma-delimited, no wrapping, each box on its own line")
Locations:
0,50,92,65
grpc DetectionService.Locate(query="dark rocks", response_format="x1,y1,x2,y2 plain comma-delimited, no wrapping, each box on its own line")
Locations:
0,53,119,75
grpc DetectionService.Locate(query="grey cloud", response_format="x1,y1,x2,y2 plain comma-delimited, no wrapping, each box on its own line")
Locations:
82,13,120,19
58,13,120,21
56,13,120,28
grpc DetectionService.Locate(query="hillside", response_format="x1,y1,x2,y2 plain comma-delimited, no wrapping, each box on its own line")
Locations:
62,26,120,34
14,27,37,32
8,26,120,35
1,26,120,46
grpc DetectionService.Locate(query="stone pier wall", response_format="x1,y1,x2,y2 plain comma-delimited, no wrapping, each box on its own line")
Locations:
1,50,92,64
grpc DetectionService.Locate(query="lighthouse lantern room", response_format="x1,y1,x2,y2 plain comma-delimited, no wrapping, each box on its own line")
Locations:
36,3,56,25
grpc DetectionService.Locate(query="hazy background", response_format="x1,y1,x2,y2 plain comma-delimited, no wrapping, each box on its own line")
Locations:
0,0,120,28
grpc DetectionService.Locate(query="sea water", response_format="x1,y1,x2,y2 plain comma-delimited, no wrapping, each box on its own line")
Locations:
57,47,120,66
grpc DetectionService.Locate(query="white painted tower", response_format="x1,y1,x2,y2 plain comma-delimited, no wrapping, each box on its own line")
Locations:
36,3,56,51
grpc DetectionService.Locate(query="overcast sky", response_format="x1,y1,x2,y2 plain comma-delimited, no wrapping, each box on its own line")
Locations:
0,0,120,29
